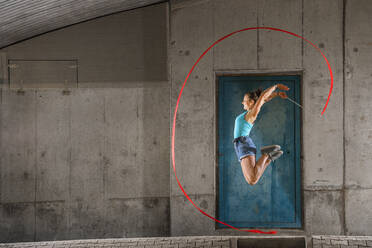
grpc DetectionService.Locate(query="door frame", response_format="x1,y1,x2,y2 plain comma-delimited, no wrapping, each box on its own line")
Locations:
214,70,304,230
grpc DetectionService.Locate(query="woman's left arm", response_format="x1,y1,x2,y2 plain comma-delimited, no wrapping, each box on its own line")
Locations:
265,84,289,103
264,92,278,103
249,85,278,120
247,84,289,122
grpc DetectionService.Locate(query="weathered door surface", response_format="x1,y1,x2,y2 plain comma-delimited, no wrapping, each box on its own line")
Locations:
217,75,301,228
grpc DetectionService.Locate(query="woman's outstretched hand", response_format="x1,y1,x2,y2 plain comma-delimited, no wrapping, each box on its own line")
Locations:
278,92,288,99
277,84,290,91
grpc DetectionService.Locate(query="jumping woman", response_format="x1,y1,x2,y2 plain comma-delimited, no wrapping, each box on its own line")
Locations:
233,83,290,186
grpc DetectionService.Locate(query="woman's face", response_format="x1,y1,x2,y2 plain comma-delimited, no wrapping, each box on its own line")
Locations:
242,95,255,110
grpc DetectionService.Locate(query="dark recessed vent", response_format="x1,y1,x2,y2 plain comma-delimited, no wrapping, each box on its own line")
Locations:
238,237,306,248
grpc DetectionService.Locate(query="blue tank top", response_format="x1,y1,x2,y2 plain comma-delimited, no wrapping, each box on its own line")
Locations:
233,111,253,139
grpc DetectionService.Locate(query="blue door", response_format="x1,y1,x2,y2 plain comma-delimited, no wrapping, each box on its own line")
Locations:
217,75,302,228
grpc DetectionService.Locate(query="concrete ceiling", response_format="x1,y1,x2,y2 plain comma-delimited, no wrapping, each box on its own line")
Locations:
0,0,166,49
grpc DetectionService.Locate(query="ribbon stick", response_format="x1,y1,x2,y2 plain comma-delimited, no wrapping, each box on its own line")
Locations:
286,96,303,109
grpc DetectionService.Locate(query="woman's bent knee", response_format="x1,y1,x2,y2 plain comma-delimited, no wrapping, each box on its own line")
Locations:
246,178,256,185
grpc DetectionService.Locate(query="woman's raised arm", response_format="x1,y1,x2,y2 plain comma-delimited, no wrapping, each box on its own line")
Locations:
249,84,278,119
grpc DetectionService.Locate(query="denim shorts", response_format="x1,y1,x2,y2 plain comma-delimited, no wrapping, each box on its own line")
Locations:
233,135,257,162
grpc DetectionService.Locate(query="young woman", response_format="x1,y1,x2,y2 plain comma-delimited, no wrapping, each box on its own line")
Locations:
233,84,289,186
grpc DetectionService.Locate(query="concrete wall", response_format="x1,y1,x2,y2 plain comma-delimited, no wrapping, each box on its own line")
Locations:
0,2,169,242
344,0,372,235
169,0,371,246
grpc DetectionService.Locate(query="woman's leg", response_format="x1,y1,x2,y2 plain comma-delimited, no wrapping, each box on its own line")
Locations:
240,154,271,185
240,155,256,185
